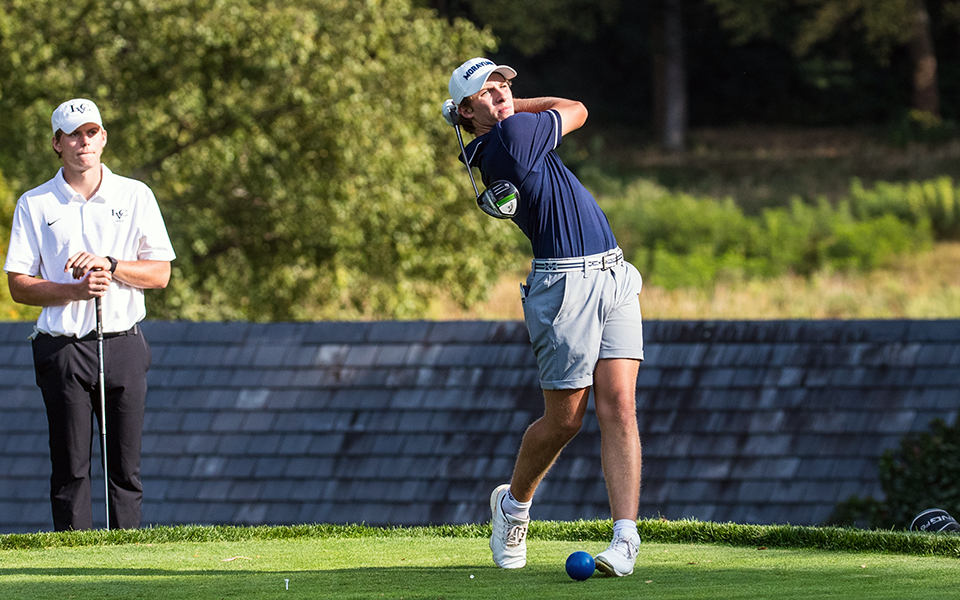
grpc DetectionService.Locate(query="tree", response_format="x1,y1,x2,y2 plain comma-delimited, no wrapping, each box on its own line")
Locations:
706,0,947,119
0,0,519,321
421,0,620,55
417,0,692,149
0,166,34,320
652,0,688,151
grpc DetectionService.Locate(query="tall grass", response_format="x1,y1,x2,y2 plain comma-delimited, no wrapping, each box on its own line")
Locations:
427,242,960,320
3,519,958,558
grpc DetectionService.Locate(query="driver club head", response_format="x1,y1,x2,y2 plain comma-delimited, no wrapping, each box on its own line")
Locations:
477,179,519,219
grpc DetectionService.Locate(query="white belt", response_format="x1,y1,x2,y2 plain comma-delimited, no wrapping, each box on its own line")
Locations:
532,247,624,273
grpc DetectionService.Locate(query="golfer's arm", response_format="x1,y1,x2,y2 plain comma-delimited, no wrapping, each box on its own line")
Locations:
113,259,171,290
7,272,79,307
513,97,588,135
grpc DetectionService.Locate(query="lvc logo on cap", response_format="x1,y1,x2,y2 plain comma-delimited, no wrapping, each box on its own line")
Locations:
69,102,94,114
463,60,494,80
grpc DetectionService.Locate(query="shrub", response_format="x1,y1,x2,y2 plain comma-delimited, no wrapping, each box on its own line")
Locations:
880,418,960,528
885,110,960,148
826,495,889,530
0,168,39,321
849,176,960,240
828,418,960,530
600,180,931,289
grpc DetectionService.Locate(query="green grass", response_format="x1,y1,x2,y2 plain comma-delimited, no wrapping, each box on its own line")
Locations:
1,519,957,599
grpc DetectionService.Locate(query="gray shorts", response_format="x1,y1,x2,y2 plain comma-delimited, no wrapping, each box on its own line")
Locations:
521,256,644,390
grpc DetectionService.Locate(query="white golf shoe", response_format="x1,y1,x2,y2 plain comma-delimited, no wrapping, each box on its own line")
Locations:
489,484,529,569
594,531,640,577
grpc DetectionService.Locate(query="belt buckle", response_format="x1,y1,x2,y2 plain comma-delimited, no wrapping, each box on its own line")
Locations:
535,259,562,272
601,251,617,270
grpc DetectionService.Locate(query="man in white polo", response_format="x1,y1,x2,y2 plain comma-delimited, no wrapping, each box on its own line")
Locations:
4,98,176,531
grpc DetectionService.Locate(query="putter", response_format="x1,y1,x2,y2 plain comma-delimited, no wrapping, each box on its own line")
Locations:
443,99,519,219
95,294,110,531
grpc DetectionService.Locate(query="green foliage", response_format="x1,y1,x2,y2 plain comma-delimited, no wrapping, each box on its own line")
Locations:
793,0,914,58
0,0,519,321
600,179,932,289
703,0,950,123
0,166,40,321
850,176,960,239
706,0,926,58
706,0,794,45
830,418,960,530
442,0,620,55
880,418,960,528
826,495,890,530
885,111,960,147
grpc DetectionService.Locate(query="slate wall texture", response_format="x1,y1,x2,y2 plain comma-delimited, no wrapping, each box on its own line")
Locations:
1,319,957,533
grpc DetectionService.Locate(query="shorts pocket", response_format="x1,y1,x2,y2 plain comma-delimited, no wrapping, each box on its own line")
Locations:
525,273,567,327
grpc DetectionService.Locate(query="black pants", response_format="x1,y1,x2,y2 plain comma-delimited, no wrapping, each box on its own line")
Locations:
32,327,151,531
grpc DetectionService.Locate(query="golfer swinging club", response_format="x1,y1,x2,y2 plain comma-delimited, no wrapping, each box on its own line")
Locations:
4,99,175,531
444,58,645,576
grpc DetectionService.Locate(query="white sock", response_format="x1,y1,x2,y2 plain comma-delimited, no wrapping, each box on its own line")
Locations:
613,519,638,541
503,488,531,520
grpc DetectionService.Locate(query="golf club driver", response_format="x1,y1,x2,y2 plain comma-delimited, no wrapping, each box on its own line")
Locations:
442,99,519,219
95,292,110,531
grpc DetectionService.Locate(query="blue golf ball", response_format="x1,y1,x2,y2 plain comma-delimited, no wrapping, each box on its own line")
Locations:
565,550,595,581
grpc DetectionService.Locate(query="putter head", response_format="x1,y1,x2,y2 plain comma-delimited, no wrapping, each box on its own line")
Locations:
442,99,459,127
477,180,519,219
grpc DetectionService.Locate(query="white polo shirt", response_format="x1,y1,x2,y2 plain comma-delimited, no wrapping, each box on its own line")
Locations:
4,165,176,337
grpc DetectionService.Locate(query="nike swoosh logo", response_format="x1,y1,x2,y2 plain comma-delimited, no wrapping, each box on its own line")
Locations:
46,218,61,227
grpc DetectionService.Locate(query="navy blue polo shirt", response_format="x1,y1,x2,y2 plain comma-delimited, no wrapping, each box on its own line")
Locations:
462,109,617,259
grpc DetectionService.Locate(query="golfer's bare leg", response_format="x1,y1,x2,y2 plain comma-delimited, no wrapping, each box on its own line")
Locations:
593,358,642,521
509,387,590,502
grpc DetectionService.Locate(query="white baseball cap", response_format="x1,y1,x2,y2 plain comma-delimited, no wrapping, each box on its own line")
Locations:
449,57,517,105
51,98,103,135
